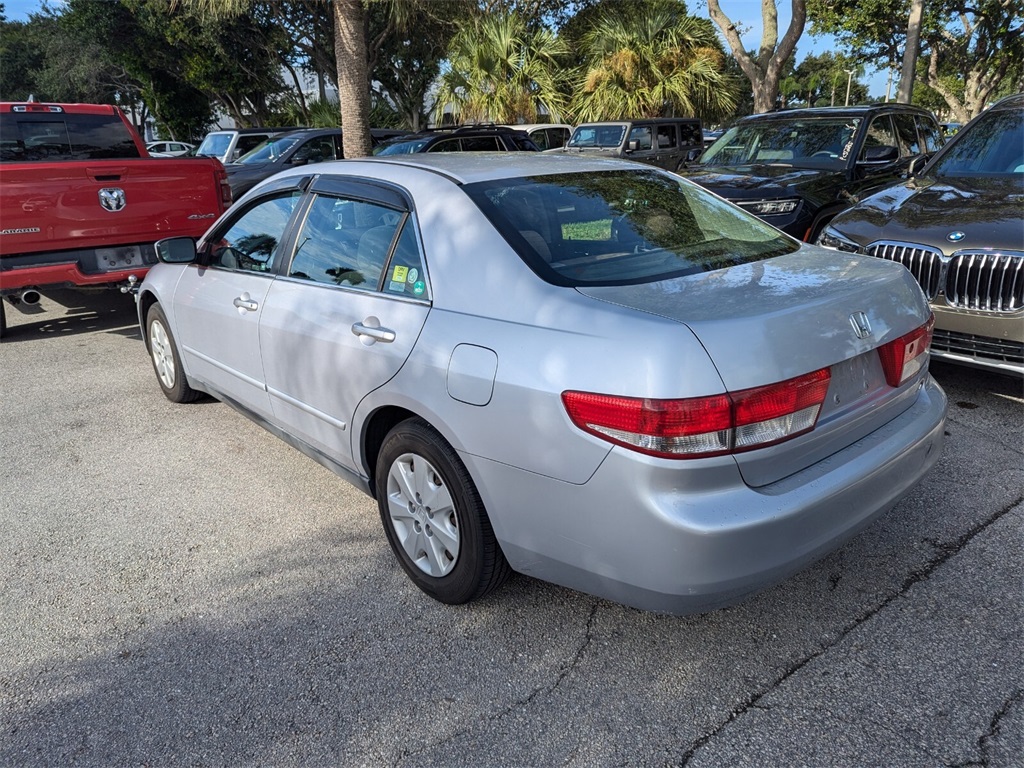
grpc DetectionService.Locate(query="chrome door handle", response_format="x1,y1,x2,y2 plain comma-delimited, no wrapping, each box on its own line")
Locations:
233,296,258,311
351,318,396,344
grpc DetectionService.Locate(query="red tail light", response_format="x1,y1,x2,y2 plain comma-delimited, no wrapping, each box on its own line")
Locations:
878,315,934,387
216,170,232,209
562,368,831,459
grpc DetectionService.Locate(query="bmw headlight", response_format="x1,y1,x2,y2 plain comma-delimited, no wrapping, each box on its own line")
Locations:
816,226,864,253
738,198,801,216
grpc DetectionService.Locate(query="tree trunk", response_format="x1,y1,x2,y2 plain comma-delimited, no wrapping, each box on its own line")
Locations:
333,0,372,158
897,0,924,103
708,0,806,114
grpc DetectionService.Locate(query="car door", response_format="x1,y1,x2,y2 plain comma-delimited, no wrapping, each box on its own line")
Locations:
258,178,431,471
172,189,304,420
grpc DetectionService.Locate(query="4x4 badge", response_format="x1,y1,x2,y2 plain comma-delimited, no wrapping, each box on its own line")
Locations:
849,311,872,339
99,187,126,212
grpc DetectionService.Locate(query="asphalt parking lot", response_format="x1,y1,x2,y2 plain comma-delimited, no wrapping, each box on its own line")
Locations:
1,290,1021,767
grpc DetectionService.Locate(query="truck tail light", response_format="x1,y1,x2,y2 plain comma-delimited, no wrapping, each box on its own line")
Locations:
562,368,831,459
878,315,934,387
216,169,232,208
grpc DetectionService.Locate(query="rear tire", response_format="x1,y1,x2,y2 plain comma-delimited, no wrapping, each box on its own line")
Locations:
376,418,511,605
146,303,201,403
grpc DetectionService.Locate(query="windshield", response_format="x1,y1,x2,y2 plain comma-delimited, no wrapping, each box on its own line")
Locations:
929,108,1024,178
701,118,861,170
196,133,231,158
464,169,799,287
567,125,627,149
236,135,302,164
374,137,432,155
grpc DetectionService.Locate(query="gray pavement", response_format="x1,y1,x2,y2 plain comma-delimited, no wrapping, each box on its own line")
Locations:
1,291,1021,767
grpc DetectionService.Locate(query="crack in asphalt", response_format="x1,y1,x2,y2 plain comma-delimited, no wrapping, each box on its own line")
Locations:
678,494,1023,767
390,601,600,767
947,689,1024,768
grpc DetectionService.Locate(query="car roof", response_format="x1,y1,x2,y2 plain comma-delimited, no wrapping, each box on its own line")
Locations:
294,152,650,186
575,118,699,127
990,93,1024,111
739,104,935,121
500,123,573,131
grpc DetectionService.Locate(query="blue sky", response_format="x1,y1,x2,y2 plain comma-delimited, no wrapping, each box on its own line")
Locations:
2,0,891,98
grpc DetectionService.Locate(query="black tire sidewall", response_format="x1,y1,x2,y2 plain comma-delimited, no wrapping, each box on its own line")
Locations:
146,304,192,403
376,420,488,605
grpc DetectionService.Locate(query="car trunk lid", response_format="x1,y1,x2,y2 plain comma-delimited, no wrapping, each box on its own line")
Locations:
576,246,933,486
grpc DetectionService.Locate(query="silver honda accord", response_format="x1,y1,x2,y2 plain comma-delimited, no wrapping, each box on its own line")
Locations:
138,153,947,614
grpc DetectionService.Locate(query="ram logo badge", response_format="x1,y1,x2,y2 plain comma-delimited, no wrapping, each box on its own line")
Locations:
99,188,126,212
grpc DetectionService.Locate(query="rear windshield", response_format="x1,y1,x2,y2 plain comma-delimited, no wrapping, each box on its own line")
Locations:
0,113,141,162
567,125,627,149
464,169,800,287
929,108,1024,178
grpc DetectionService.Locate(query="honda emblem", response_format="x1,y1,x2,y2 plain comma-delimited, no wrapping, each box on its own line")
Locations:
849,311,872,340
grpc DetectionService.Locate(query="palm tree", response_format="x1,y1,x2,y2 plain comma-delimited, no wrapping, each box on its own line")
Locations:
572,5,737,123
433,13,571,125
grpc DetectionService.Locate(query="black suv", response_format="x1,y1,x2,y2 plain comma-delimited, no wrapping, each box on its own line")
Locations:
373,125,540,155
681,105,944,241
225,128,409,199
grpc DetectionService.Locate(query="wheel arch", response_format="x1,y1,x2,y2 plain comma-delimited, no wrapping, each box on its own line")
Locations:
138,290,160,350
360,405,422,500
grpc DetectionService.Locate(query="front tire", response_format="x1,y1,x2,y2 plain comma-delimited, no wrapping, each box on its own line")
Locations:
376,418,511,605
146,303,201,403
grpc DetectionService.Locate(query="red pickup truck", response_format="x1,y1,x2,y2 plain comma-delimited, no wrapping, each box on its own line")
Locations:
0,101,230,334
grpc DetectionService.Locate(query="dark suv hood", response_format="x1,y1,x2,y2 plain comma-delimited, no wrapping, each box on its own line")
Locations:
831,176,1024,254
681,164,844,201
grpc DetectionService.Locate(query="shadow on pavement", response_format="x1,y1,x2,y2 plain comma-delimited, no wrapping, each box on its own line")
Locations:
1,290,141,343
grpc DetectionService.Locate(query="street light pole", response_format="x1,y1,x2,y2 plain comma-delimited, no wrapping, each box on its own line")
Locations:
844,69,856,106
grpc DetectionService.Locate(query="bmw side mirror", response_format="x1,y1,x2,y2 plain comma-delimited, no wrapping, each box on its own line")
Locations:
155,236,198,264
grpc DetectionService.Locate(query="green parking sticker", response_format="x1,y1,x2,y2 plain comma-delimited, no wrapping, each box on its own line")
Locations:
413,281,425,296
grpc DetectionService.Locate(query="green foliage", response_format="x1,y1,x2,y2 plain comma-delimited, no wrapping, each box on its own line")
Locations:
434,12,572,124
808,0,1024,120
571,1,738,122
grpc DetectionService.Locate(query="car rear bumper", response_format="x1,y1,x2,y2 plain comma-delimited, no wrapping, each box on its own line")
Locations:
467,375,947,614
0,245,156,291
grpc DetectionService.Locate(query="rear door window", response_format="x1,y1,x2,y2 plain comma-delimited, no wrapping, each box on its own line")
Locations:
287,195,427,298
893,114,922,155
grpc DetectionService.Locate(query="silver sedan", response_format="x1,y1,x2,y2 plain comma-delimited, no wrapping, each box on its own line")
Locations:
138,153,947,614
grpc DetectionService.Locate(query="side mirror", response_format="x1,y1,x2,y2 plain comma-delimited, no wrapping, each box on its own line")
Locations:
686,148,702,163
155,237,198,264
859,145,899,163
628,139,640,152
907,154,931,177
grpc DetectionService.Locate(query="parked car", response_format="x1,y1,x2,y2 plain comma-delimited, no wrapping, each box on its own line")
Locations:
373,125,540,155
195,127,297,164
0,100,229,335
146,140,195,157
499,123,573,150
224,127,408,199
137,153,946,614
554,117,703,172
817,93,1024,376
682,104,944,241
